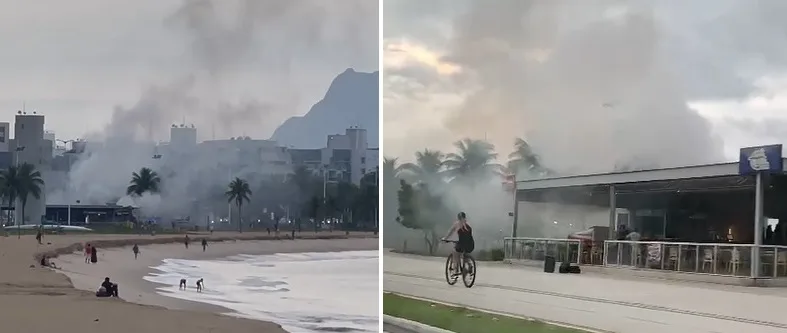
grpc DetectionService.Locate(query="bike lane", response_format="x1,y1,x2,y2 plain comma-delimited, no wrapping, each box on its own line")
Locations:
383,252,787,333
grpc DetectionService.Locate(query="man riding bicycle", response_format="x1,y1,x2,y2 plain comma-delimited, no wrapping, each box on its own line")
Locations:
442,212,475,276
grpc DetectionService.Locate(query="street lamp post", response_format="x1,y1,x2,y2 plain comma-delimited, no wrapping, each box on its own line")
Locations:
14,146,24,239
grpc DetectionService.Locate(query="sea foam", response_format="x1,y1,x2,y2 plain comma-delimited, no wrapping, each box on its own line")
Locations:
143,250,378,333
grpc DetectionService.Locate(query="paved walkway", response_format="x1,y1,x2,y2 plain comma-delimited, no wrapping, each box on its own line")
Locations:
384,252,787,333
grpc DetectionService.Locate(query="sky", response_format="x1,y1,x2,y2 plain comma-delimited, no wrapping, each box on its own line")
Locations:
0,0,378,143
383,0,787,174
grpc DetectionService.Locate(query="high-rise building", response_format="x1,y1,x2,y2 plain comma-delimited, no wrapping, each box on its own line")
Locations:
0,122,9,153
326,127,369,184
11,113,51,225
169,124,197,152
290,127,377,185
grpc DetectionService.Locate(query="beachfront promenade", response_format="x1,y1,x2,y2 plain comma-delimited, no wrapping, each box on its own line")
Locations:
384,251,787,333
0,231,375,333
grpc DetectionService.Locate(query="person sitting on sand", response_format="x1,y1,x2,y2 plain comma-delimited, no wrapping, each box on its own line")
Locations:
132,244,140,259
100,277,118,297
196,278,204,292
39,255,58,269
179,278,187,290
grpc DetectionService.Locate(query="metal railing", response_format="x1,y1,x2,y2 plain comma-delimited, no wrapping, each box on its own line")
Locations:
503,237,582,265
603,240,787,278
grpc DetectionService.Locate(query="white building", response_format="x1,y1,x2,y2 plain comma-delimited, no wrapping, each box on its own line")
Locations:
198,137,292,176
10,113,51,225
169,124,197,152
0,122,10,153
326,127,370,184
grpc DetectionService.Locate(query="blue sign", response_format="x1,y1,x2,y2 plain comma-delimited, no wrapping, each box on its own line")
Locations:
739,144,783,175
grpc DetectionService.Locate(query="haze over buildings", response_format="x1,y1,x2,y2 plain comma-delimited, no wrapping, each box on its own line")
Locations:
0,0,379,225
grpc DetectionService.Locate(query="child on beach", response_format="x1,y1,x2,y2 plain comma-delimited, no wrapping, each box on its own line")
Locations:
84,243,91,263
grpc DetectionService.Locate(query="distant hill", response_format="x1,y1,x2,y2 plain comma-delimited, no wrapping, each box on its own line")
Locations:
271,68,378,148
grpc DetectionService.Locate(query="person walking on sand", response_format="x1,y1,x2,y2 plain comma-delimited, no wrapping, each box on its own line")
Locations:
84,243,92,263
35,229,42,244
184,235,190,249
90,246,98,264
196,278,204,292
201,238,207,252
179,278,187,290
132,244,140,259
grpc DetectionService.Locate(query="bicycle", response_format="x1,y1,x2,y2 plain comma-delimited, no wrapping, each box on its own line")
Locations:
441,239,477,288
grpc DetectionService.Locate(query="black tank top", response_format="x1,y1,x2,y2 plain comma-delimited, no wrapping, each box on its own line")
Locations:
457,223,473,243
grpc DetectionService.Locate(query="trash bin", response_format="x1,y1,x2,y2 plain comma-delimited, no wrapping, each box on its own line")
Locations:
544,255,556,273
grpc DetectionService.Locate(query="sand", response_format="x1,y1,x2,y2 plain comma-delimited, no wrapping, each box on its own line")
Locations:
0,231,378,333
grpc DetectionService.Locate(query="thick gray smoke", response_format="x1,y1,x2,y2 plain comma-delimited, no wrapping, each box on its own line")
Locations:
385,0,787,250
442,0,726,174
47,0,377,218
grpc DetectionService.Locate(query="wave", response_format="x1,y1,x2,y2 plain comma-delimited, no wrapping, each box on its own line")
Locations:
143,250,379,333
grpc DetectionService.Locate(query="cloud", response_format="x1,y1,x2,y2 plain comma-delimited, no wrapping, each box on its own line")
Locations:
384,0,787,171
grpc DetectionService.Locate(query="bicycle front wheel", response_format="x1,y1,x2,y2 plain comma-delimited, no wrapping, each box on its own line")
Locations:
461,254,477,288
445,254,458,285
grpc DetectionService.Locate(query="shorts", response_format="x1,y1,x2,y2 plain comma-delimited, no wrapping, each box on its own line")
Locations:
454,240,475,254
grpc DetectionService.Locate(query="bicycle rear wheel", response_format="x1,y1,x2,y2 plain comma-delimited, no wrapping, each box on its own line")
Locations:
461,254,477,288
445,254,458,285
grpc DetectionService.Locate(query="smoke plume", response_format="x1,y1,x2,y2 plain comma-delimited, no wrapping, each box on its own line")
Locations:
48,0,377,219
385,0,787,250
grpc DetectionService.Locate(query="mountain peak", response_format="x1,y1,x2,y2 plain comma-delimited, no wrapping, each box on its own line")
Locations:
270,69,379,149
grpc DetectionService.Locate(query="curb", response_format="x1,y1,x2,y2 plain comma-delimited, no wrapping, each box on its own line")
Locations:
383,315,455,333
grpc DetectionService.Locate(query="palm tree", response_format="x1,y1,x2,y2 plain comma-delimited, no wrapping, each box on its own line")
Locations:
0,169,13,230
507,137,544,178
126,167,161,196
1,163,44,238
443,138,503,182
225,177,252,233
398,149,444,185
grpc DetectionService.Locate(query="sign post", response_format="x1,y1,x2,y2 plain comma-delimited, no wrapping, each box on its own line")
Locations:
739,144,783,279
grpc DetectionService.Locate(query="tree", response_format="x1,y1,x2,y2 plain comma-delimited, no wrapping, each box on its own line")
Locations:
507,137,545,178
287,166,322,221
225,177,252,233
0,168,14,230
1,163,44,238
126,167,161,196
396,179,451,255
356,170,379,232
398,149,444,185
443,138,503,183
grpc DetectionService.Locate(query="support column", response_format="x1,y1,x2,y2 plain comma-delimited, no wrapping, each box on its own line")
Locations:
752,173,765,278
608,185,617,239
511,190,519,238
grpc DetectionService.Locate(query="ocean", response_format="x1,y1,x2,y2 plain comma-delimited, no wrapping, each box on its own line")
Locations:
143,250,379,333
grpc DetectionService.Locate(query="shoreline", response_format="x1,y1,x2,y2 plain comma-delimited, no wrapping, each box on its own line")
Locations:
57,237,379,322
0,231,376,333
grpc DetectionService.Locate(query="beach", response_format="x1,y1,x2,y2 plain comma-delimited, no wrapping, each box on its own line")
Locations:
0,231,377,333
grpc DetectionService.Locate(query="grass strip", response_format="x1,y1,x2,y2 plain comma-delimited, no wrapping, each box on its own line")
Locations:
383,293,588,333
